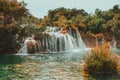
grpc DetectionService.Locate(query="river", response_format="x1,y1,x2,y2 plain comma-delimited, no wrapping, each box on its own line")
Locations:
0,51,120,80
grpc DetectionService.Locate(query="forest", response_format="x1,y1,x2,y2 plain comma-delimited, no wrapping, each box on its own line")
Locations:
0,0,120,80
0,0,120,53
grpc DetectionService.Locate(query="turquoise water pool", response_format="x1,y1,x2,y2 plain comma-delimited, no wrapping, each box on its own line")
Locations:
0,52,120,80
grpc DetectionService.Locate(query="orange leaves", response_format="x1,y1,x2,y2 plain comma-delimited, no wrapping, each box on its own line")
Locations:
58,15,67,27
93,43,110,52
87,32,103,38
0,0,28,28
83,43,120,75
91,43,110,58
61,27,68,34
71,25,76,29
91,46,99,54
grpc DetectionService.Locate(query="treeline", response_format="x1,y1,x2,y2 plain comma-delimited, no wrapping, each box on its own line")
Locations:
39,5,120,39
0,0,120,53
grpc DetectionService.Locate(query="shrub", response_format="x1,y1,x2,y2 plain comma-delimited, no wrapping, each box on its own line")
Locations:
82,43,120,76
0,27,20,54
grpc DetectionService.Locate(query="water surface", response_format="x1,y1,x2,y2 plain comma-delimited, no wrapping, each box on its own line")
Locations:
0,51,120,80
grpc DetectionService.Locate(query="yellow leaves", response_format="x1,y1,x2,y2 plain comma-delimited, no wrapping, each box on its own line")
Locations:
58,15,67,27
76,14,83,19
92,43,110,56
0,0,27,17
91,46,99,54
117,60,120,74
71,25,76,29
44,16,50,22
95,33,103,37
78,23,87,29
101,43,109,49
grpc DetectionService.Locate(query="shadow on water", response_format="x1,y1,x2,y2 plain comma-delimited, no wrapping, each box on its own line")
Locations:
0,54,25,64
0,54,25,78
85,74,120,80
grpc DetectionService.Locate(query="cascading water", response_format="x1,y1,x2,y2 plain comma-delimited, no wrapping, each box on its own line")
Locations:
18,45,27,54
109,37,117,49
18,27,87,53
18,37,39,54
18,37,33,53
113,37,117,49
111,37,120,53
95,37,98,46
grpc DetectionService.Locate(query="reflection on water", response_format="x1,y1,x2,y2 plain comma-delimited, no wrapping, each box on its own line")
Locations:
0,51,120,80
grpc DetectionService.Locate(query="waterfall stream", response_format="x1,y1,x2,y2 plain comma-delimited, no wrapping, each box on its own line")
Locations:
113,37,117,49
18,27,87,54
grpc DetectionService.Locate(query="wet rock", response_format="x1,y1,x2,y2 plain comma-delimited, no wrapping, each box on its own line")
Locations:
27,41,39,53
83,32,104,47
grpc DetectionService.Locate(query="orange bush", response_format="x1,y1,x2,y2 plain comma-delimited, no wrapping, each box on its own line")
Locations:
82,43,120,76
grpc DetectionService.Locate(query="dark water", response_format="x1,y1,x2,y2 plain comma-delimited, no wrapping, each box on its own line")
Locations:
0,51,120,80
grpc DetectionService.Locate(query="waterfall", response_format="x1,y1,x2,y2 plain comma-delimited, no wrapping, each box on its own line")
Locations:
113,37,117,49
18,37,39,54
18,27,87,53
113,40,117,49
95,37,98,46
18,45,27,53
76,29,86,49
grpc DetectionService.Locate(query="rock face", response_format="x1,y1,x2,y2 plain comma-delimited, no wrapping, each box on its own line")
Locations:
24,37,39,54
81,32,104,48
19,28,120,54
81,32,120,49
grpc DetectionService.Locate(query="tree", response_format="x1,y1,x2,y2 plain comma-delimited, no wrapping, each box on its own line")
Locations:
0,0,28,27
58,15,67,27
0,0,28,53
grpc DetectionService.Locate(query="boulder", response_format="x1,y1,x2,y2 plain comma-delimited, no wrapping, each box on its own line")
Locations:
27,41,39,53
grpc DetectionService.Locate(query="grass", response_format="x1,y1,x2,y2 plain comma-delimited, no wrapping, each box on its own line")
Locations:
82,43,120,76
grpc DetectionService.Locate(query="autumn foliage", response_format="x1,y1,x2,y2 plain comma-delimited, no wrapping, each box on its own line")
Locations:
0,0,28,53
82,43,120,75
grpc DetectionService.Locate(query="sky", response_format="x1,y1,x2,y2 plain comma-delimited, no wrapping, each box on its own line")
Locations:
18,0,120,18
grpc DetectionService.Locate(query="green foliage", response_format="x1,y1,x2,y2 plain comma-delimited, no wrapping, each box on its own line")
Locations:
47,7,88,26
0,1,120,54
41,5,120,36
0,0,45,53
18,25,46,38
0,27,20,53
